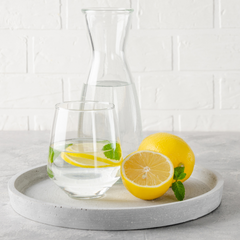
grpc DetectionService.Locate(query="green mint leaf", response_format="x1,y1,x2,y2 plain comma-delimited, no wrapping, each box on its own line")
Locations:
102,143,122,160
173,172,178,180
48,147,54,163
172,181,185,201
178,172,187,180
48,143,72,163
47,167,54,178
48,147,60,163
175,166,185,175
173,166,185,180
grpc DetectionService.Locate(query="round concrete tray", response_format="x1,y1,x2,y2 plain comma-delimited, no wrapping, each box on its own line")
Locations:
8,164,224,230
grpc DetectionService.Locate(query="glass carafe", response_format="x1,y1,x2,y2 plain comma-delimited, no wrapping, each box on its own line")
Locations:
81,8,142,157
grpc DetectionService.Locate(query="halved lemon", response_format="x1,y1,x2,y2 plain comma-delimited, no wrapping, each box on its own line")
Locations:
61,142,122,168
121,150,174,200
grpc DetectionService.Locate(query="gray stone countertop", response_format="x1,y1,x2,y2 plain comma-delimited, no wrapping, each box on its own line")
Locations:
0,131,240,240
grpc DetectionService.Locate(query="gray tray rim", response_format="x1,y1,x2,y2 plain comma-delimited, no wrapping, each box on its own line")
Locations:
8,164,224,230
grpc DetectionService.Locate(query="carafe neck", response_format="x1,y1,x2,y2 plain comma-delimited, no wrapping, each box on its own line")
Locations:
83,9,133,85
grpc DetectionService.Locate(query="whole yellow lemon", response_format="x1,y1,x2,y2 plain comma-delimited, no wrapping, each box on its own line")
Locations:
138,132,195,182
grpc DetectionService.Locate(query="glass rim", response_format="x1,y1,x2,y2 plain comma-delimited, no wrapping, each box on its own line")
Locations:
82,8,134,13
55,101,115,112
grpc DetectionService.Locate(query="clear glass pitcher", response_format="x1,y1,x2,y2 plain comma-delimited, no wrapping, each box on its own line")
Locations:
81,8,142,157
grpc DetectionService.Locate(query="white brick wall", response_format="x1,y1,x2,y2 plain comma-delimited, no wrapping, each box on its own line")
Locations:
0,75,62,108
0,33,26,72
33,114,54,131
220,73,240,109
126,32,172,72
180,114,240,131
140,73,213,109
220,0,240,28
138,0,213,29
34,34,90,73
0,0,61,29
0,0,240,132
179,35,240,70
141,111,173,131
0,115,28,130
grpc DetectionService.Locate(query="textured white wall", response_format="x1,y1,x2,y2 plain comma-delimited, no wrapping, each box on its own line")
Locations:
0,0,240,131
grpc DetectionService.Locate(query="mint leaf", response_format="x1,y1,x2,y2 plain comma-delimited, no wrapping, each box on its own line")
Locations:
173,166,185,180
175,166,185,175
172,181,185,201
172,166,186,201
178,172,186,180
48,143,72,163
48,147,60,163
102,143,121,160
47,167,54,178
173,172,178,181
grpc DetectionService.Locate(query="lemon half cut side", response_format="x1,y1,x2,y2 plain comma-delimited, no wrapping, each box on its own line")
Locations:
121,150,174,200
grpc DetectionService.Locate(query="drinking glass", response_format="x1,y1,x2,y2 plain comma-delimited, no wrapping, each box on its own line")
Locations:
47,101,122,199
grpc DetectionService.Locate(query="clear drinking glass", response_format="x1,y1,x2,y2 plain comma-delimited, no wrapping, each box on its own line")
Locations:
81,8,142,157
47,101,122,199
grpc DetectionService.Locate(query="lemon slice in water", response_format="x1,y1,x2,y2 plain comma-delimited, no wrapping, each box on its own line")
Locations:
61,152,113,168
62,142,122,168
